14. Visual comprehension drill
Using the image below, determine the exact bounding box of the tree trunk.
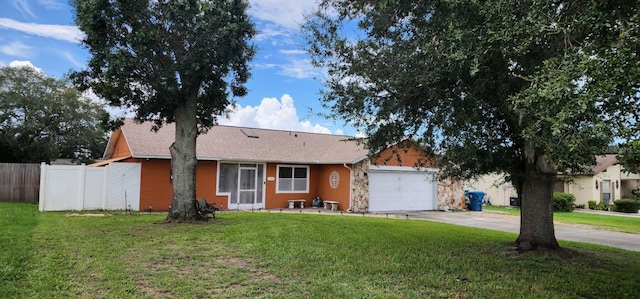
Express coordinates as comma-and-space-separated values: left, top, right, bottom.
166, 96, 199, 222
515, 168, 560, 251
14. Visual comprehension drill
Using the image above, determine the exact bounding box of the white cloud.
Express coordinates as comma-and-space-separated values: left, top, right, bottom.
254, 26, 291, 43
0, 41, 32, 57
12, 0, 36, 19
279, 49, 306, 55
9, 60, 44, 74
253, 63, 277, 69
249, 0, 317, 30
218, 94, 336, 134
278, 59, 321, 79
62, 50, 84, 68
255, 60, 321, 79
81, 88, 132, 118
355, 131, 368, 138
12, 0, 64, 19
38, 0, 64, 10
0, 18, 85, 43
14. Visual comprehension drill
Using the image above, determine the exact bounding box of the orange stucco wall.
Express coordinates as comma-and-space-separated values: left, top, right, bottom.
112, 131, 132, 158
138, 159, 172, 211
315, 165, 351, 209
136, 161, 353, 211
138, 160, 229, 211
262, 163, 352, 210
371, 141, 435, 168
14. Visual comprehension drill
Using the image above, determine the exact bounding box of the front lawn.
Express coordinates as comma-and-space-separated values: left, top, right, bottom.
483, 205, 640, 234
2, 202, 640, 298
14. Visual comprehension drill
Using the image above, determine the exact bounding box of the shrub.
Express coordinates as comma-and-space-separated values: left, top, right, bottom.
553, 192, 576, 212
596, 201, 610, 211
588, 200, 597, 210
612, 199, 640, 213
575, 204, 585, 209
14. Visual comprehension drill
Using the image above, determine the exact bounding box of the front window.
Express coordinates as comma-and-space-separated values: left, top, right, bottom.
277, 165, 309, 193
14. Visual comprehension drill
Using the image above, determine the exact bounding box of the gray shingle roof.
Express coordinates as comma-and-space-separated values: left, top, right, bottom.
592, 154, 618, 174
111, 118, 369, 164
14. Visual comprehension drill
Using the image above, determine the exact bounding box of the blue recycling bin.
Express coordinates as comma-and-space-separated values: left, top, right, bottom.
468, 191, 485, 211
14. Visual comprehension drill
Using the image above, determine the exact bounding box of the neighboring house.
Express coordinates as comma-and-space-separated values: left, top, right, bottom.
93, 119, 463, 212
465, 173, 517, 207
557, 155, 640, 207
467, 155, 640, 207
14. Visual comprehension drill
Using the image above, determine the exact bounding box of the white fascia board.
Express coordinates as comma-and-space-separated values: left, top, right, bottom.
369, 165, 439, 173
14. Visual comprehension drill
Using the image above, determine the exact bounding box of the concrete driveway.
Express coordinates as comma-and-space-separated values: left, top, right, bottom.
392, 209, 640, 252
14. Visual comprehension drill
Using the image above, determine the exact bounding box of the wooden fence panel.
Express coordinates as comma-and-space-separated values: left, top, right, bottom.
0, 163, 40, 203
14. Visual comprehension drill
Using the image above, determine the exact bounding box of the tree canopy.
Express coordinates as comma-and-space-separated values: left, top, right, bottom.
0, 65, 109, 163
72, 0, 256, 221
618, 140, 640, 174
304, 0, 640, 250
72, 0, 255, 129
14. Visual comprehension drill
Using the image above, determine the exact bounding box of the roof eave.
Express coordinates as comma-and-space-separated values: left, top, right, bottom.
130, 155, 365, 165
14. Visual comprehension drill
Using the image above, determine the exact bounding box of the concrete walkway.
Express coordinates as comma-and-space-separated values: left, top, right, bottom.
391, 210, 640, 252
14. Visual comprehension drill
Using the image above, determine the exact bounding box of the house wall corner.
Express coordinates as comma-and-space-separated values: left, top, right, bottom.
437, 177, 465, 210
350, 160, 369, 213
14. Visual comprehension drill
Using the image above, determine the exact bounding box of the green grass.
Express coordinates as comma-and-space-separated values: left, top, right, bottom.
0, 203, 39, 297
2, 202, 640, 298
483, 205, 640, 234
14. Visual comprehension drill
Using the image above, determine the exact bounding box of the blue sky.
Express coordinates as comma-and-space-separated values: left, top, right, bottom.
0, 0, 357, 136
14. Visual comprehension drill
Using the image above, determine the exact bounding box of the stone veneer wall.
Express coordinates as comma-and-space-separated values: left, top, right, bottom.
349, 160, 464, 212
350, 160, 369, 213
437, 178, 466, 211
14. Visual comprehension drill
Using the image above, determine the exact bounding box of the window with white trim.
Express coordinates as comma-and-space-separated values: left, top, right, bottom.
277, 165, 309, 193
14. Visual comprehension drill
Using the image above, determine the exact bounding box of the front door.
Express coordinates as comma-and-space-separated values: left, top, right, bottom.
218, 163, 264, 209
238, 166, 257, 207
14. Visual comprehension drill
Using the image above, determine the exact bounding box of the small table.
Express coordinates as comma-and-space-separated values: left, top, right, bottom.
323, 201, 339, 211
288, 199, 306, 209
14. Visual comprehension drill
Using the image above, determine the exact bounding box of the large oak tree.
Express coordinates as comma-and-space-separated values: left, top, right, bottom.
304, 0, 640, 250
0, 65, 108, 163
72, 0, 256, 221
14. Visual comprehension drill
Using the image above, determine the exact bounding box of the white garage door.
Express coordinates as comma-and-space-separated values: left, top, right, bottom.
369, 166, 437, 212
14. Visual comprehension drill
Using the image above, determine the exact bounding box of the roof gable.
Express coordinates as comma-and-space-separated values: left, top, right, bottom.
370, 140, 436, 168
591, 154, 618, 174
106, 119, 368, 164
561, 154, 619, 176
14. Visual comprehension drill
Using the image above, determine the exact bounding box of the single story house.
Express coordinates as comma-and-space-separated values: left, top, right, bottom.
466, 155, 640, 207
557, 155, 640, 206
94, 119, 463, 212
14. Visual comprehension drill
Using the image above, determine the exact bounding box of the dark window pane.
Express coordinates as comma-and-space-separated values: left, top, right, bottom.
294, 167, 307, 178
279, 167, 292, 178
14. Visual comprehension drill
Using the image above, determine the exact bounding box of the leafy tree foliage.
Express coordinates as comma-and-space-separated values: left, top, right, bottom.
618, 140, 640, 174
71, 0, 256, 221
304, 0, 640, 250
0, 65, 109, 163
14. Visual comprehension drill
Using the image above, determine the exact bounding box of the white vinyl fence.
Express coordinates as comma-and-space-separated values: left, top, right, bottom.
39, 162, 141, 211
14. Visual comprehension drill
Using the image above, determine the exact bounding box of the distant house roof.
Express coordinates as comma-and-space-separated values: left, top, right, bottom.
104, 118, 369, 164
562, 154, 619, 176
591, 154, 618, 174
